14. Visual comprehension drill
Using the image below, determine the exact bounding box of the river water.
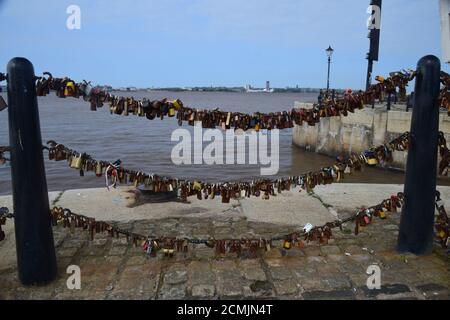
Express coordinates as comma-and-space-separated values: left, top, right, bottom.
0, 90, 447, 195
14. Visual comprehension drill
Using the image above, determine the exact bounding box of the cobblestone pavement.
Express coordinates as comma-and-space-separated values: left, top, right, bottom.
0, 212, 448, 300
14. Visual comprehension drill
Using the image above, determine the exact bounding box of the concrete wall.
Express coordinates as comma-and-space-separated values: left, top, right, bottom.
292, 102, 450, 170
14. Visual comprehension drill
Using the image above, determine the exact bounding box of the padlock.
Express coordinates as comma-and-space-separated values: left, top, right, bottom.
0, 96, 7, 112
205, 238, 216, 248
168, 106, 176, 117
363, 215, 371, 225
123, 100, 129, 116
172, 99, 183, 110
379, 210, 386, 219
64, 81, 76, 97
193, 181, 202, 191
70, 154, 82, 169
364, 151, 378, 166
95, 161, 103, 177
225, 112, 231, 128
283, 240, 292, 250
303, 223, 313, 233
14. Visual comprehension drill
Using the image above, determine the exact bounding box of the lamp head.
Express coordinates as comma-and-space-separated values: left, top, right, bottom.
326, 45, 334, 58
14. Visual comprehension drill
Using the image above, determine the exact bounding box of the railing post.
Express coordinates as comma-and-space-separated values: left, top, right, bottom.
397, 55, 441, 255
7, 57, 57, 284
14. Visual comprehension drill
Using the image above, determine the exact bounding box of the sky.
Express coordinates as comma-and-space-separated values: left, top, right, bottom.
0, 0, 447, 89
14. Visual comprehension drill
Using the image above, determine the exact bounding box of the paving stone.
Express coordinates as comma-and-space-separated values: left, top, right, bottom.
302, 289, 356, 300
326, 254, 346, 262
109, 245, 128, 256
416, 283, 448, 292
360, 283, 411, 298
268, 266, 293, 281
322, 274, 352, 289
320, 245, 341, 255
158, 284, 187, 300
164, 269, 188, 285
217, 282, 243, 298
273, 280, 299, 296
191, 284, 215, 298
57, 246, 80, 258
302, 247, 321, 256
188, 261, 215, 285
248, 280, 274, 296
239, 260, 266, 281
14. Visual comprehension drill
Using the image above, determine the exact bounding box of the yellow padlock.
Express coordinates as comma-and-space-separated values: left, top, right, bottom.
255, 123, 260, 132
193, 181, 202, 191
375, 75, 385, 83
168, 107, 176, 117
172, 99, 182, 110
64, 81, 76, 97
367, 158, 378, 166
283, 240, 291, 250
379, 210, 386, 219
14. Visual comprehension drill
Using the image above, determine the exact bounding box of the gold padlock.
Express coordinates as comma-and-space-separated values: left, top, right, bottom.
64, 81, 76, 97
375, 75, 385, 83
225, 112, 231, 127
95, 161, 103, 177
123, 100, 129, 116
379, 210, 386, 219
193, 181, 202, 191
172, 99, 182, 110
283, 240, 291, 250
70, 154, 82, 169
168, 107, 176, 117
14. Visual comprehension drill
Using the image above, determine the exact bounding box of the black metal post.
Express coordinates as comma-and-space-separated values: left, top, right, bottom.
7, 57, 57, 284
326, 56, 331, 93
366, 58, 373, 92
397, 55, 441, 255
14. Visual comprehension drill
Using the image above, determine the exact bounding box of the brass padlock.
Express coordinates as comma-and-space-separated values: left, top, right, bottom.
95, 161, 103, 177
123, 100, 129, 116
64, 81, 76, 97
70, 154, 82, 169
193, 181, 202, 191
225, 112, 231, 128
172, 99, 183, 110
283, 240, 291, 250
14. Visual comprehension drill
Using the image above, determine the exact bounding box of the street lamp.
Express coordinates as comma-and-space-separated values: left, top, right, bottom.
325, 45, 334, 93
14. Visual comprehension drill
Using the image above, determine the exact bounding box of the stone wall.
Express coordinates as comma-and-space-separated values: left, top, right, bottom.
292, 102, 450, 170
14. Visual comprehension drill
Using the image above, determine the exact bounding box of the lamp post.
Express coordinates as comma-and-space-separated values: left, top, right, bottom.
326, 45, 334, 93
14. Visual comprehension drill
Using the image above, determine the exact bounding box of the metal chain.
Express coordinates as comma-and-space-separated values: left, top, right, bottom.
27, 69, 435, 131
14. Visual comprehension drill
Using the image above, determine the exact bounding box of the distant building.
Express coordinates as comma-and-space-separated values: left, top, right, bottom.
245, 81, 274, 93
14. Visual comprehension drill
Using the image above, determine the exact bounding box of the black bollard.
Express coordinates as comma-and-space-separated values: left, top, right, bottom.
7, 57, 57, 284
397, 55, 441, 255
